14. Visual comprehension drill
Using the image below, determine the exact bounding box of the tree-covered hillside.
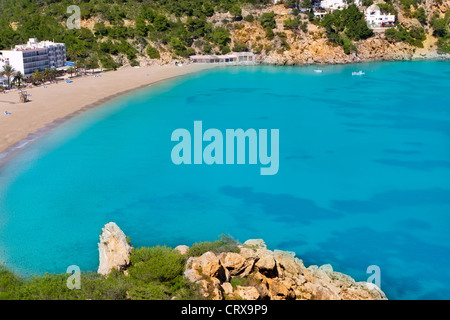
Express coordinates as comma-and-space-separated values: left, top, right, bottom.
0, 0, 448, 69
0, 0, 271, 68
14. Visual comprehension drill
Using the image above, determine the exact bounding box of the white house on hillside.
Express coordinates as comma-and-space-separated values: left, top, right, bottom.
320, 0, 361, 10
365, 4, 396, 27
0, 38, 66, 77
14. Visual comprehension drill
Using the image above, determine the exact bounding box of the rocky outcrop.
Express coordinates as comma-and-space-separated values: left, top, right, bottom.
184, 239, 387, 300
228, 3, 450, 66
232, 20, 416, 65
97, 222, 132, 275
95, 223, 386, 300
174, 245, 190, 255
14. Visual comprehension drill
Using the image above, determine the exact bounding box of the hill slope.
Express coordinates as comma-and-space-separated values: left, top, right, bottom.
0, 0, 448, 67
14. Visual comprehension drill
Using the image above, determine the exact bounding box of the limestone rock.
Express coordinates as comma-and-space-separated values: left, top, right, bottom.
243, 239, 267, 249
302, 282, 342, 300
255, 255, 276, 275
273, 250, 305, 275
219, 252, 247, 275
183, 238, 388, 300
238, 258, 255, 278
266, 277, 296, 300
174, 245, 189, 255
184, 258, 203, 283
198, 251, 227, 281
221, 282, 234, 296
97, 222, 132, 275
235, 286, 260, 300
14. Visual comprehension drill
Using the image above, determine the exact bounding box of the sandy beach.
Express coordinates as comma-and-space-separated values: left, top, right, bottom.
0, 63, 217, 157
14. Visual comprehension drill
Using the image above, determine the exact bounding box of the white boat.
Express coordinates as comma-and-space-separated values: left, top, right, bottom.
314, 69, 323, 73
352, 71, 365, 76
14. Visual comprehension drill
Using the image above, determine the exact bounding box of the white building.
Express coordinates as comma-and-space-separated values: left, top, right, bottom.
0, 38, 66, 77
190, 52, 255, 64
365, 4, 395, 27
314, 10, 328, 19
320, 0, 361, 10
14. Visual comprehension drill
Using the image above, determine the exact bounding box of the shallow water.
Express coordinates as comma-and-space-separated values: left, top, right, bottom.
0, 61, 449, 299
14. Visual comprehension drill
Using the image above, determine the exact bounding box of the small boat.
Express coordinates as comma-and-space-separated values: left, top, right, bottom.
314, 70, 323, 73
352, 71, 365, 76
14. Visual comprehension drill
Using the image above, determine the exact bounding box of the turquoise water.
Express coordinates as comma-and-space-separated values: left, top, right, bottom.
0, 61, 450, 299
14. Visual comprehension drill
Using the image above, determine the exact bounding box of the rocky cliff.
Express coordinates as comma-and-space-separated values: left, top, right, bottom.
232, 21, 416, 65
98, 223, 386, 300
183, 239, 386, 300
97, 222, 132, 275
223, 2, 450, 66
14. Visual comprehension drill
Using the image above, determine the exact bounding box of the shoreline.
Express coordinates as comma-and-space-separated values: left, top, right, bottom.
0, 63, 219, 167
256, 54, 450, 66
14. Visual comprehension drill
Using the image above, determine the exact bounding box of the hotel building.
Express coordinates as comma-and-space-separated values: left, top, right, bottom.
0, 38, 67, 77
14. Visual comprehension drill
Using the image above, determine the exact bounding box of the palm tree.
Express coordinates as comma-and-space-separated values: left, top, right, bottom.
0, 65, 16, 88
75, 61, 85, 76
50, 69, 59, 83
67, 66, 76, 78
31, 69, 42, 85
13, 71, 24, 88
42, 68, 51, 83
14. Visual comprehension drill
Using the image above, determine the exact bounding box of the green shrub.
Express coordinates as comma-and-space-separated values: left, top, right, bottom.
153, 15, 170, 32
437, 38, 450, 54
0, 265, 22, 299
230, 275, 262, 289
431, 17, 449, 38
385, 26, 426, 47
203, 42, 213, 54
100, 54, 120, 70
413, 7, 427, 25
232, 41, 249, 52
244, 14, 255, 23
0, 235, 241, 300
211, 26, 231, 48
187, 235, 240, 257
129, 246, 186, 283
129, 59, 140, 67
147, 45, 161, 59
378, 3, 398, 15
229, 5, 242, 21
78, 271, 131, 300
260, 12, 276, 30
230, 277, 250, 288
127, 282, 170, 300
284, 17, 300, 31
321, 4, 373, 54
16, 273, 74, 300
301, 22, 308, 33
264, 27, 275, 40
221, 46, 231, 54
